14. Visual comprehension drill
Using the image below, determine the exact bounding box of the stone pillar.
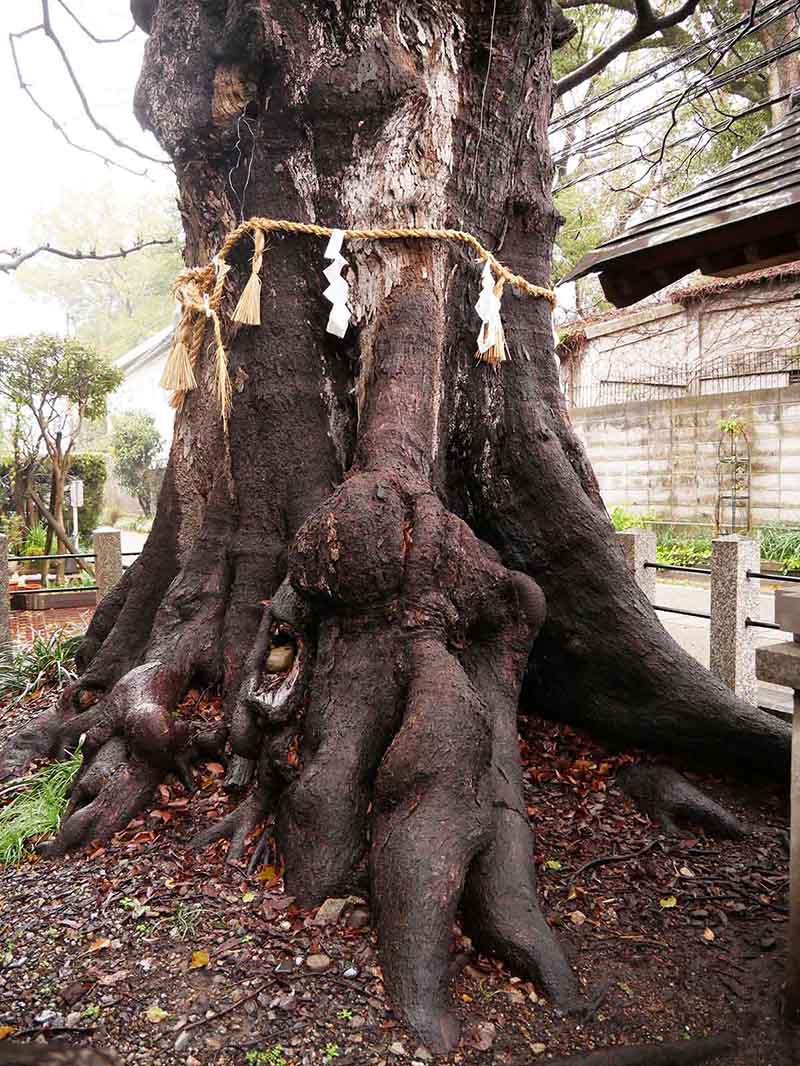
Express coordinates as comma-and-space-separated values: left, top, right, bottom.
709, 534, 760, 704
93, 527, 123, 601
0, 534, 9, 648
756, 591, 800, 1020
617, 529, 657, 603
791, 686, 800, 1022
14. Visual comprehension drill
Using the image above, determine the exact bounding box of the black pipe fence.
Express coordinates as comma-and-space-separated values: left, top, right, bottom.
747, 570, 800, 584
654, 604, 711, 619
8, 551, 140, 562
22, 585, 99, 595
646, 562, 712, 575
646, 561, 800, 623
647, 563, 800, 582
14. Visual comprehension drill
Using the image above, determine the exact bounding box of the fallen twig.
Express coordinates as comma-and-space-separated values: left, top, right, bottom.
11, 1025, 96, 1039
175, 980, 269, 1036
569, 840, 658, 885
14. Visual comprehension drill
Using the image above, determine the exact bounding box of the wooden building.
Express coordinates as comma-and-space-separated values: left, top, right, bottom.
563, 92, 800, 306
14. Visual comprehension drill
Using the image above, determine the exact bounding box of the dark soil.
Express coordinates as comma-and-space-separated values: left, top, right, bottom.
0, 691, 794, 1066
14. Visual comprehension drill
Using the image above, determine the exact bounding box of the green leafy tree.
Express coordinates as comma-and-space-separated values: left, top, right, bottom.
111, 410, 164, 517
0, 334, 122, 563
15, 183, 182, 361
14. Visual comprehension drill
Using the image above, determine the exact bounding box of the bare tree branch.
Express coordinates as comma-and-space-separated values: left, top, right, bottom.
555, 0, 702, 97
7, 4, 171, 175
54, 1, 135, 44
8, 24, 149, 177
39, 1, 168, 166
0, 238, 175, 275
652, 0, 758, 166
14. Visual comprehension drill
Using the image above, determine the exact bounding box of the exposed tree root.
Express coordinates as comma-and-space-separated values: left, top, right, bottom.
1, 499, 231, 851
539, 1033, 736, 1066
279, 468, 576, 1053
617, 765, 747, 838
192, 787, 270, 864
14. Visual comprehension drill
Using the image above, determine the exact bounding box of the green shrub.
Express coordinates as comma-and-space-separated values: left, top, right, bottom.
0, 514, 25, 555
656, 539, 712, 567
101, 502, 124, 527
69, 453, 107, 538
609, 506, 655, 531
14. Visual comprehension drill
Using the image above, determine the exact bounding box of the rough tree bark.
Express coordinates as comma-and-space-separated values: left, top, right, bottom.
1, 0, 790, 1053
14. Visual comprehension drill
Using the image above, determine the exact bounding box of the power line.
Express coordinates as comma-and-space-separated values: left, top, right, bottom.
551, 31, 800, 166
553, 90, 791, 193
550, 0, 798, 134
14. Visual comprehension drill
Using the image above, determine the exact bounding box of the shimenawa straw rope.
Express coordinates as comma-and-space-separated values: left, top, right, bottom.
162, 218, 557, 421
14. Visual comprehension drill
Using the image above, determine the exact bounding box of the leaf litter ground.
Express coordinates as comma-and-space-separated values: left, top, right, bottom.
0, 688, 795, 1066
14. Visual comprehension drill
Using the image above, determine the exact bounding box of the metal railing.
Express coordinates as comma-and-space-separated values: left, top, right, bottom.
748, 570, 800, 584
567, 344, 800, 410
645, 561, 799, 623
5, 549, 140, 604
620, 530, 798, 711
646, 562, 712, 575
22, 585, 99, 595
8, 551, 140, 562
654, 604, 711, 619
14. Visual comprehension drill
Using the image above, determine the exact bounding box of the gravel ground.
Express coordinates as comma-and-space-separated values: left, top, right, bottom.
0, 693, 796, 1065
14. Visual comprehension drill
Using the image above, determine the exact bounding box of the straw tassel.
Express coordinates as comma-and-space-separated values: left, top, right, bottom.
232, 227, 265, 325
160, 313, 198, 392
209, 307, 232, 422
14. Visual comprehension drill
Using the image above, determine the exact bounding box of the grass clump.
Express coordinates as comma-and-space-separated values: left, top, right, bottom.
0, 630, 84, 702
758, 525, 800, 572
0, 741, 84, 863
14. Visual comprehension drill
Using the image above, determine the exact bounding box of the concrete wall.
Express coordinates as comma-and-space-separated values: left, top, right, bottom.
570, 384, 800, 527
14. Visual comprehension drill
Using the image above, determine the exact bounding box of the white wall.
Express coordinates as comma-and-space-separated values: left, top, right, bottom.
565, 275, 800, 408
110, 357, 175, 447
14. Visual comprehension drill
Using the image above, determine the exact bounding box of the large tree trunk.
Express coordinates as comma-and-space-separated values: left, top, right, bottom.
1, 0, 789, 1053
733, 0, 800, 123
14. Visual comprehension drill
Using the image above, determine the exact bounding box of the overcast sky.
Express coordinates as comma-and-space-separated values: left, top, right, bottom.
0, 2, 176, 334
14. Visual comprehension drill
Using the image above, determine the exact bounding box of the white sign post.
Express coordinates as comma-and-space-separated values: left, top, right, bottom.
69, 478, 84, 541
